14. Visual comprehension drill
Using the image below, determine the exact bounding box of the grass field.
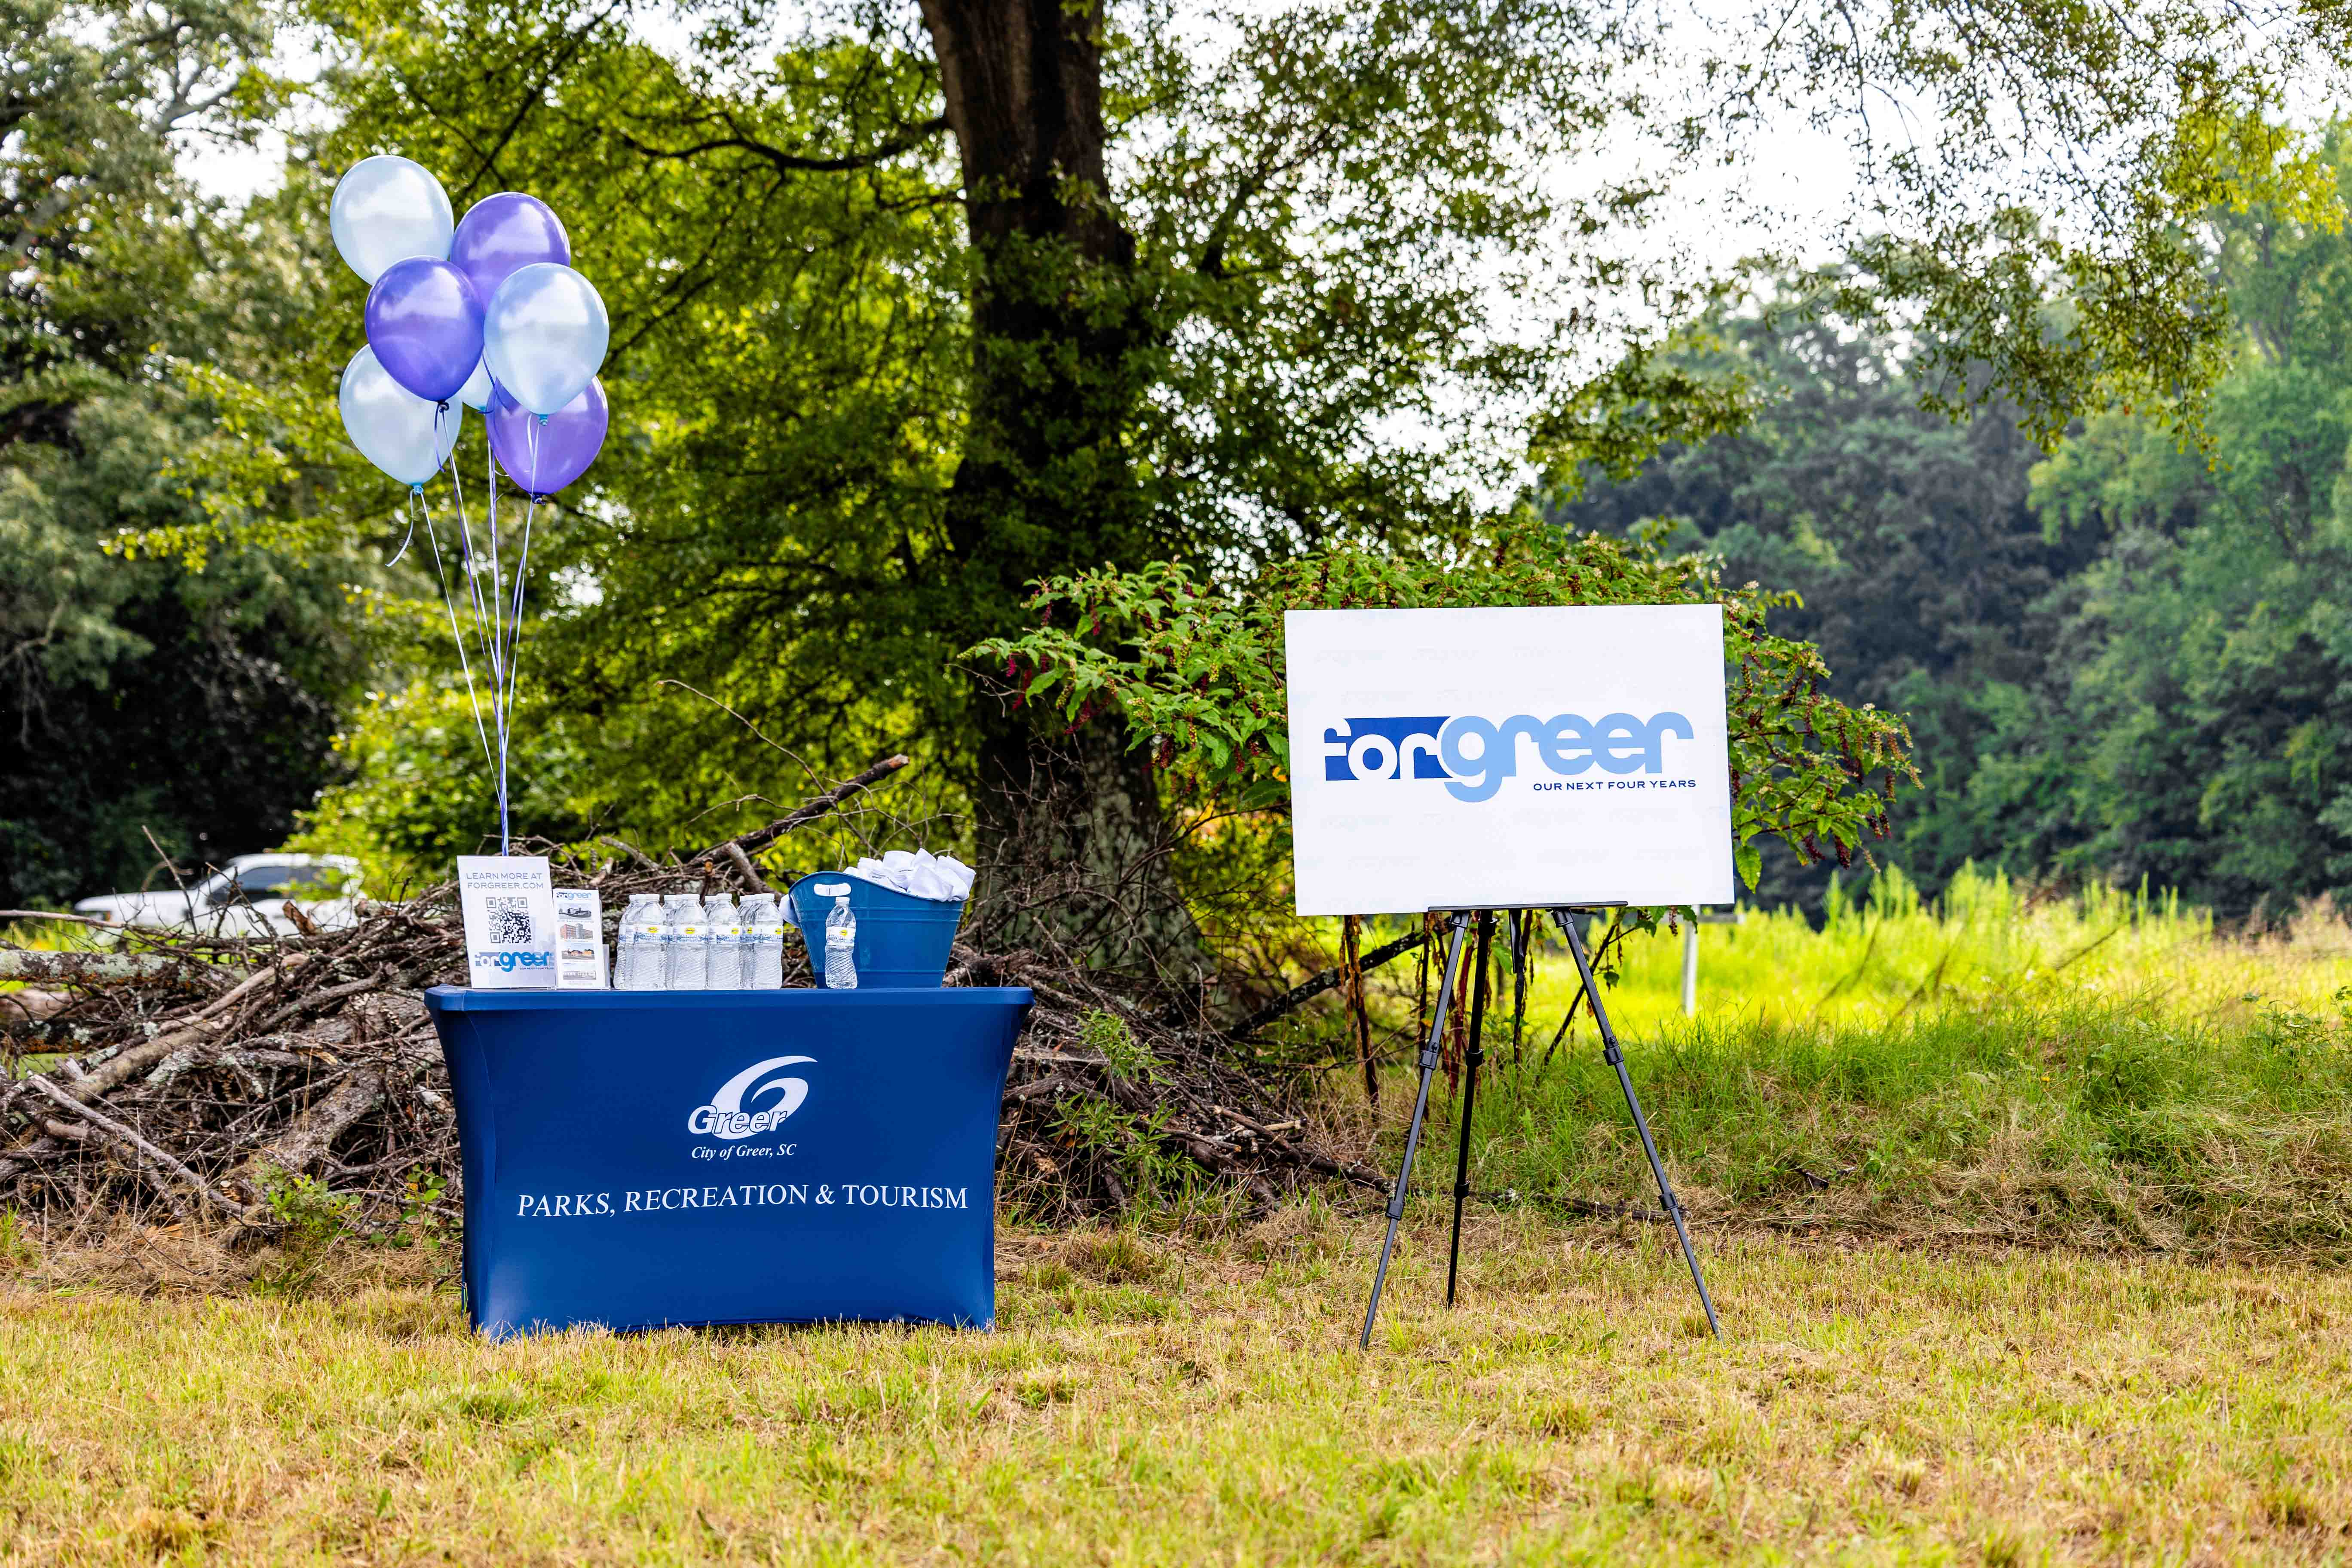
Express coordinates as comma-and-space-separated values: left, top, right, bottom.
1525, 868, 2348, 1036
4, 1219, 2350, 1564
9, 871, 2352, 1562
1312, 870, 2352, 1265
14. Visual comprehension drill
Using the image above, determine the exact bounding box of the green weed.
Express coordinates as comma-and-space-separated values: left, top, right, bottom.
252, 1167, 360, 1298
393, 1166, 450, 1251
1079, 1008, 1162, 1084
0, 1209, 34, 1272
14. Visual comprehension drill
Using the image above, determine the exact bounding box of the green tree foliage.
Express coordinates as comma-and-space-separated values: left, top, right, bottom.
1556, 312, 2093, 907
259, 0, 2352, 915
1565, 129, 2352, 920
0, 0, 375, 907
277, 2, 971, 871
2024, 157, 2352, 915
969, 513, 1917, 899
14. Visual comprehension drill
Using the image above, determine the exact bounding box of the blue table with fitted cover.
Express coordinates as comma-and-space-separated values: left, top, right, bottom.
424, 985, 1032, 1338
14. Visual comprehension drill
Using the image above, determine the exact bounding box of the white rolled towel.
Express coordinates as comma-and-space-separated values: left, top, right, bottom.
900, 864, 959, 899
836, 849, 971, 902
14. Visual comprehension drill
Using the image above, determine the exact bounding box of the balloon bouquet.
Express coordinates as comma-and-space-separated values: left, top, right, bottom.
331, 155, 611, 853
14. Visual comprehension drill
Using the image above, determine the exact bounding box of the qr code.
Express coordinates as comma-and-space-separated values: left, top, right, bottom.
486, 897, 536, 945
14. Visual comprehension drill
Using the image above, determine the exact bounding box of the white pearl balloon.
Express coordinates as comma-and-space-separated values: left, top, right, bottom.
340, 346, 462, 486
457, 355, 495, 410
330, 156, 455, 284
483, 262, 610, 416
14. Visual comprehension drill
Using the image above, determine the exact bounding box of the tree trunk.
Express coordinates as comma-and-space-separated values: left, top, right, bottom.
917, 0, 1195, 968
966, 717, 1202, 976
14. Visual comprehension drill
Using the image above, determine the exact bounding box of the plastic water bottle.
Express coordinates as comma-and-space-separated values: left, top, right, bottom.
823, 894, 858, 989
741, 894, 785, 989
662, 893, 709, 989
612, 895, 641, 989
706, 894, 745, 990
617, 894, 665, 989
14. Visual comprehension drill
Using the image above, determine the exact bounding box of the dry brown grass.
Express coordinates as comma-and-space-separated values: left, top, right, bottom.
6, 1210, 2351, 1564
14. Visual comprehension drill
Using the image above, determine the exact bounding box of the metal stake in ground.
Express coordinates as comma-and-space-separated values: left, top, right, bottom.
1360, 908, 1474, 1349
1554, 906, 1722, 1338
1445, 910, 1496, 1307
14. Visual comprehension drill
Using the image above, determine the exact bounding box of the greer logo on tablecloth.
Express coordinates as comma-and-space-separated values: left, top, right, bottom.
686, 1055, 814, 1141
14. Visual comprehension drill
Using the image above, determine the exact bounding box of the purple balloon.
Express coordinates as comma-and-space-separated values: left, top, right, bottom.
488, 378, 607, 496
451, 193, 571, 315
364, 257, 484, 403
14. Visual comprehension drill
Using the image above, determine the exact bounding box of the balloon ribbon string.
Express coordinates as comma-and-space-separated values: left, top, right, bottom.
488, 424, 502, 685
441, 405, 509, 847
384, 505, 415, 568
485, 422, 542, 855
496, 497, 537, 859
505, 493, 537, 756
471, 414, 506, 705
507, 416, 541, 703
411, 488, 496, 775
441, 409, 502, 701
487, 425, 508, 854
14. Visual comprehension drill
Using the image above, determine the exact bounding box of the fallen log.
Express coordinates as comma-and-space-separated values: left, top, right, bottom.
0, 909, 125, 928
64, 955, 308, 1102
720, 841, 771, 894
0, 951, 201, 983
236, 1068, 387, 1188
23, 1074, 238, 1216
0, 987, 67, 1022
1228, 928, 1428, 1040
0, 1135, 68, 1182
599, 835, 660, 871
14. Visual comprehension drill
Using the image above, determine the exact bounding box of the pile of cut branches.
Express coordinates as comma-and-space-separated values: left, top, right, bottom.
0, 765, 1399, 1244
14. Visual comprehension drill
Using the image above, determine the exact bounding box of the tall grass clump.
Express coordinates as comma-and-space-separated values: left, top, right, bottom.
1419, 867, 2352, 1261
1519, 865, 2349, 1038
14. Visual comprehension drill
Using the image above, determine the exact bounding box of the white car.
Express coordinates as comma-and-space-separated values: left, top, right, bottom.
74, 853, 367, 937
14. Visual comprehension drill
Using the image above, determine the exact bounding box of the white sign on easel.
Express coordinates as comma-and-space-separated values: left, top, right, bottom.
1283, 605, 1734, 915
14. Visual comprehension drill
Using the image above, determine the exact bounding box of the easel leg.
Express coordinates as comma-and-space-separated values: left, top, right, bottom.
1557, 910, 1723, 1339
1361, 910, 1475, 1350
1446, 911, 1495, 1307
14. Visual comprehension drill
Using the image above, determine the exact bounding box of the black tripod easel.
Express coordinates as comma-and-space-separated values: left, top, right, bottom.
1360, 904, 1722, 1349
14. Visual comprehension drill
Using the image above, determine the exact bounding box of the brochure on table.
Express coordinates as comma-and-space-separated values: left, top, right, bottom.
552, 887, 607, 989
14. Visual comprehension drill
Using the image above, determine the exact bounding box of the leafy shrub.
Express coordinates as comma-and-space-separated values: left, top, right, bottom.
969, 513, 1917, 892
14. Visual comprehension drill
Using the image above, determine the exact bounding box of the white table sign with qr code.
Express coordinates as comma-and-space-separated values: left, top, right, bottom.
456, 855, 560, 989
